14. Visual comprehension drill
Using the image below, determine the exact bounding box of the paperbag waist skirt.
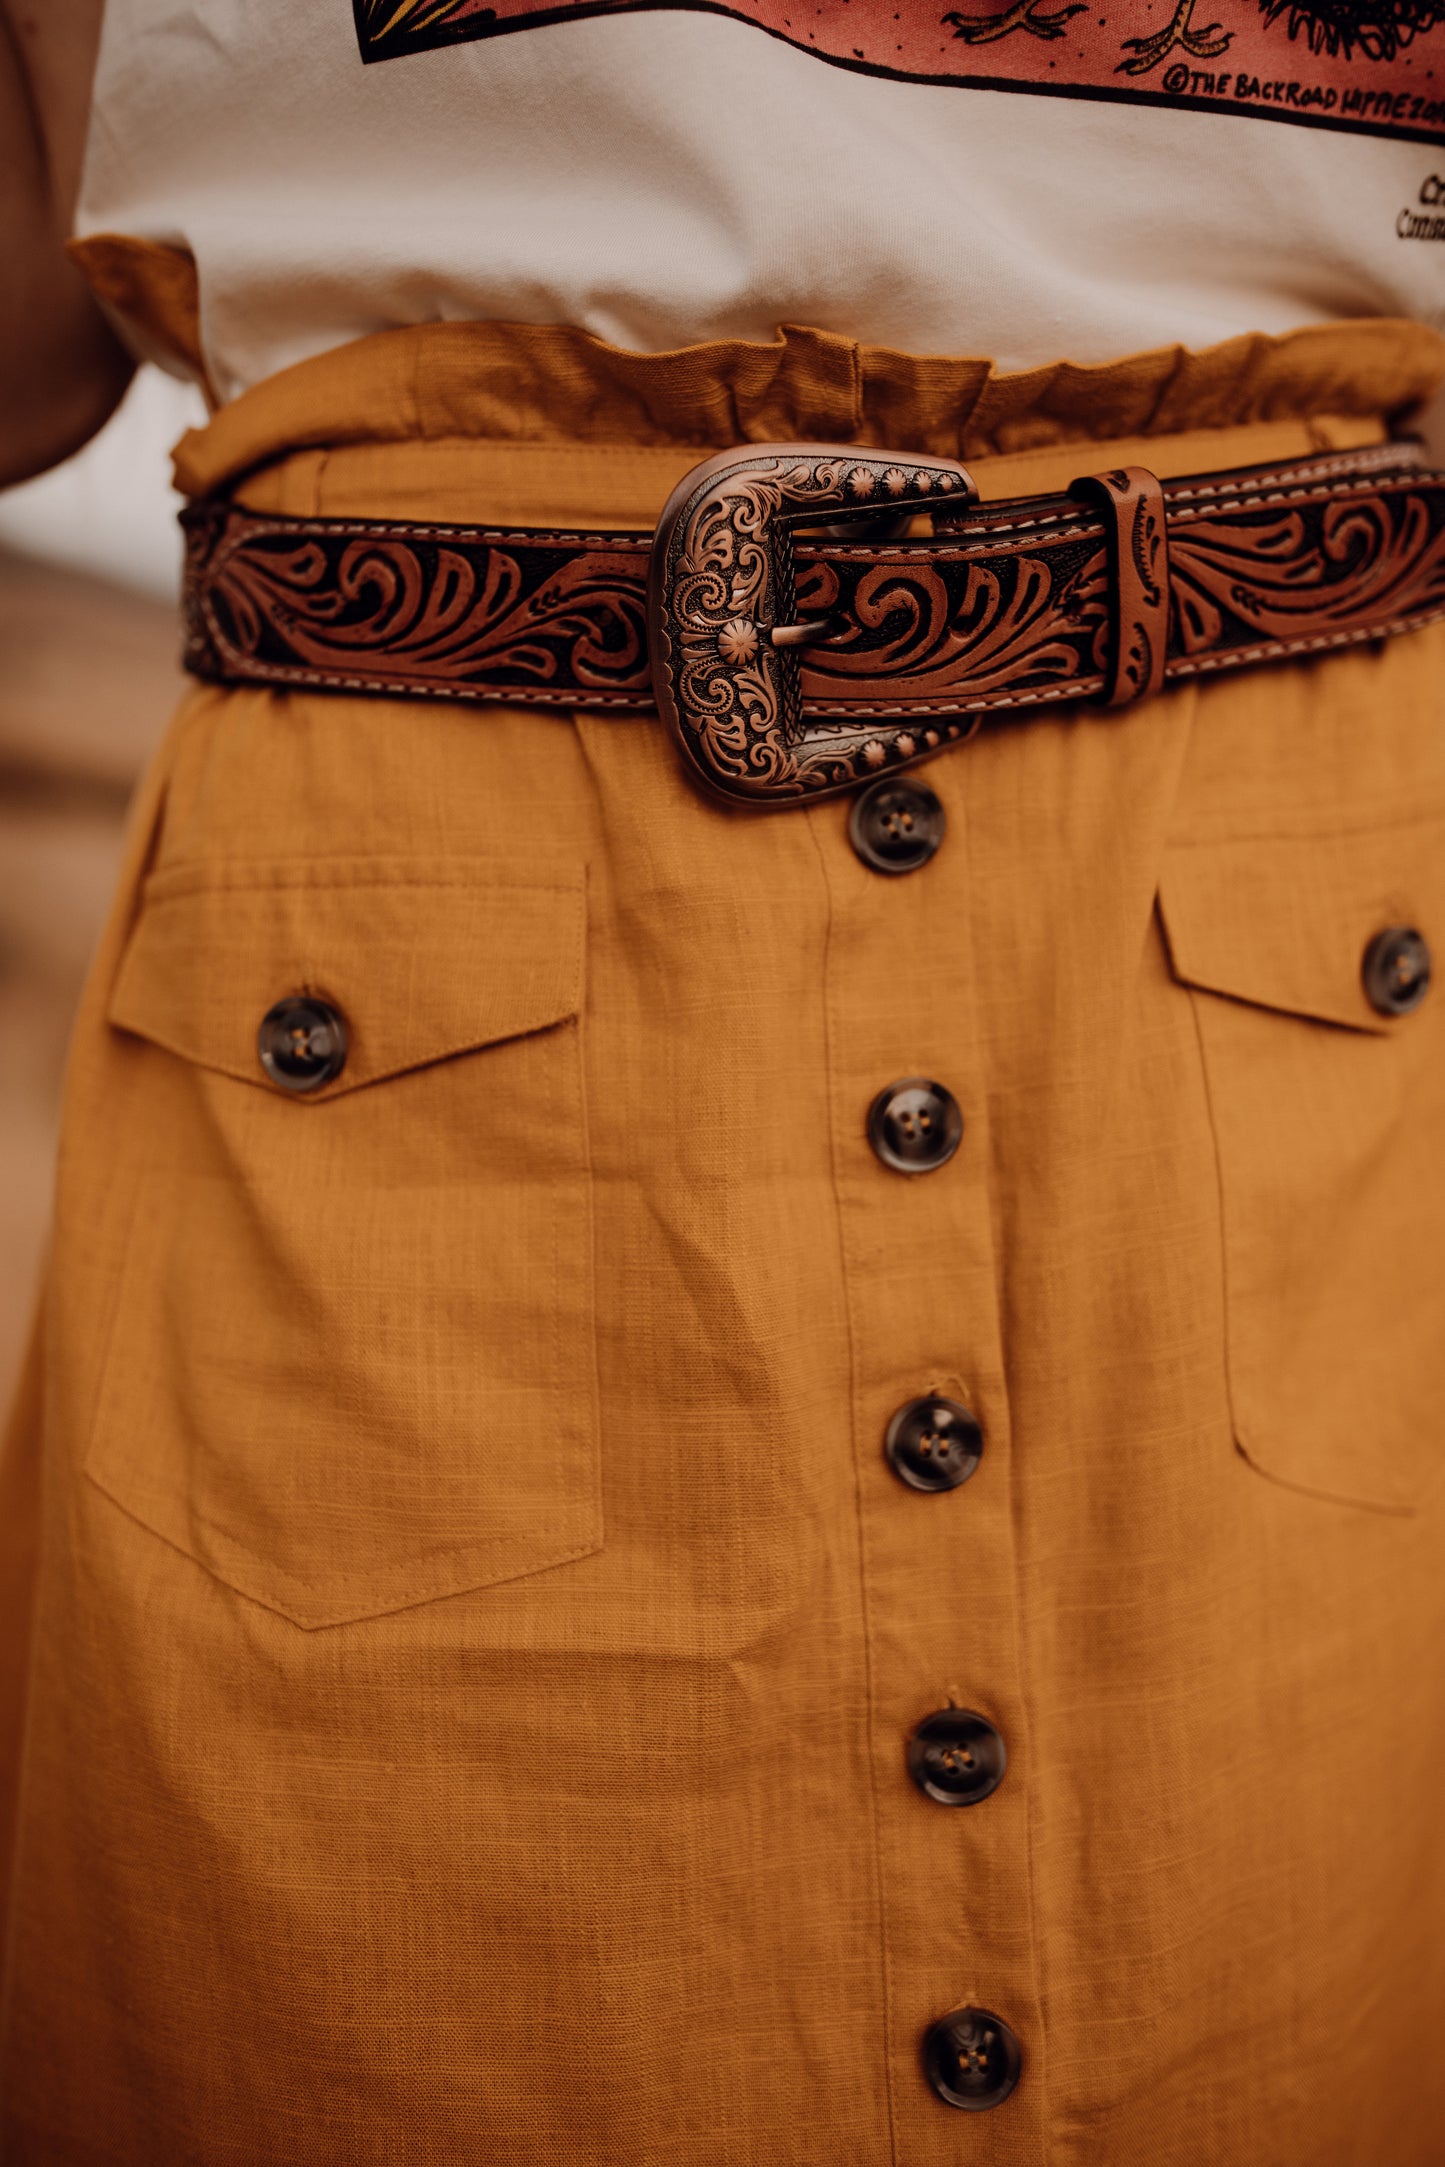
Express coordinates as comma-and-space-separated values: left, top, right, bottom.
4, 311, 1445, 2166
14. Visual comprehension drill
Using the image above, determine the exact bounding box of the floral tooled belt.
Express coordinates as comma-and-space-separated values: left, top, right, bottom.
180, 439, 1445, 806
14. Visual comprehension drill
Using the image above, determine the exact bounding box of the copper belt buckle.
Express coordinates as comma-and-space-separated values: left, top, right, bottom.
648, 445, 980, 808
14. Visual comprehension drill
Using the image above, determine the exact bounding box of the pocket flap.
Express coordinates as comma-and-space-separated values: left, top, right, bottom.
1158, 823, 1441, 1033
108, 857, 585, 1096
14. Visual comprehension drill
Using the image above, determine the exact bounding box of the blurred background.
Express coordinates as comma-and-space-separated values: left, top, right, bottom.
0, 366, 203, 1410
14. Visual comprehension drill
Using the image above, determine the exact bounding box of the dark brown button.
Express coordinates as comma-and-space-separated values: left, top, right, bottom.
922, 2007, 1022, 2111
1362, 926, 1431, 1017
257, 996, 348, 1092
867, 1078, 962, 1174
884, 1396, 983, 1492
849, 778, 946, 875
907, 1708, 1006, 1806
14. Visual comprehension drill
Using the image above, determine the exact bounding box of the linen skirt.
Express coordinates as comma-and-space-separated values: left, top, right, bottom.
3, 305, 1445, 2166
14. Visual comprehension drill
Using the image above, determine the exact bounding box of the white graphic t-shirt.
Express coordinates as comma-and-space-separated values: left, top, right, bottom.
77, 0, 1445, 403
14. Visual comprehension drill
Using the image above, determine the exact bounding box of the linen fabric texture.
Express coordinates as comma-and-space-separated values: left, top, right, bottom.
3, 311, 1445, 2165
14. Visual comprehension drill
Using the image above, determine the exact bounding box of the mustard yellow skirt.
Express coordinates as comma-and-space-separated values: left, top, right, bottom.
3, 307, 1445, 2164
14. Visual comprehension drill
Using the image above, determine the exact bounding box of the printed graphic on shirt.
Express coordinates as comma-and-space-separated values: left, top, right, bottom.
353, 0, 1445, 143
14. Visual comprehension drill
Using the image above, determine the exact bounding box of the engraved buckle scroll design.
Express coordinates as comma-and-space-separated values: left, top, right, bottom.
648, 445, 980, 807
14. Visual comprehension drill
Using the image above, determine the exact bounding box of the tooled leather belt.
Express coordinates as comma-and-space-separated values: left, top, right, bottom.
181, 440, 1445, 806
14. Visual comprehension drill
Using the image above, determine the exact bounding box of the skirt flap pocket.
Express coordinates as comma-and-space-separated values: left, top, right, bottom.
1159, 817, 1444, 1512
89, 855, 600, 1627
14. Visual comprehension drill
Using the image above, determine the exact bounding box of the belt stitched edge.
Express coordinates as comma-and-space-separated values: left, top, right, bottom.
181, 439, 1445, 806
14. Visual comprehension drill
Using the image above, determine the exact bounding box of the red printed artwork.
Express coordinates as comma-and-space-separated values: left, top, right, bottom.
352, 0, 1445, 142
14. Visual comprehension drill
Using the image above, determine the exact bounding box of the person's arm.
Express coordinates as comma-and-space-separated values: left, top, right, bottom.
1, 0, 134, 488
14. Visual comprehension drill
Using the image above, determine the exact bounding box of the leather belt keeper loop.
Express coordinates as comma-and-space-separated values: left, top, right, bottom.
180, 439, 1445, 807
1068, 466, 1170, 709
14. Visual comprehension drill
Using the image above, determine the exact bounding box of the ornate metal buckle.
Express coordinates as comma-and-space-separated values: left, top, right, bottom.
648, 445, 979, 807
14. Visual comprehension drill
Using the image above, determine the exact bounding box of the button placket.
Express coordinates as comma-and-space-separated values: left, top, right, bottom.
818, 781, 1043, 2151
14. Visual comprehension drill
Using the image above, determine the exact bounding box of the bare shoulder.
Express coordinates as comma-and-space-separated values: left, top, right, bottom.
3, 0, 108, 223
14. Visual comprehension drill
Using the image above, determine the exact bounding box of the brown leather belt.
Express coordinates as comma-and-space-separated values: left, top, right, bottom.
181, 440, 1445, 806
